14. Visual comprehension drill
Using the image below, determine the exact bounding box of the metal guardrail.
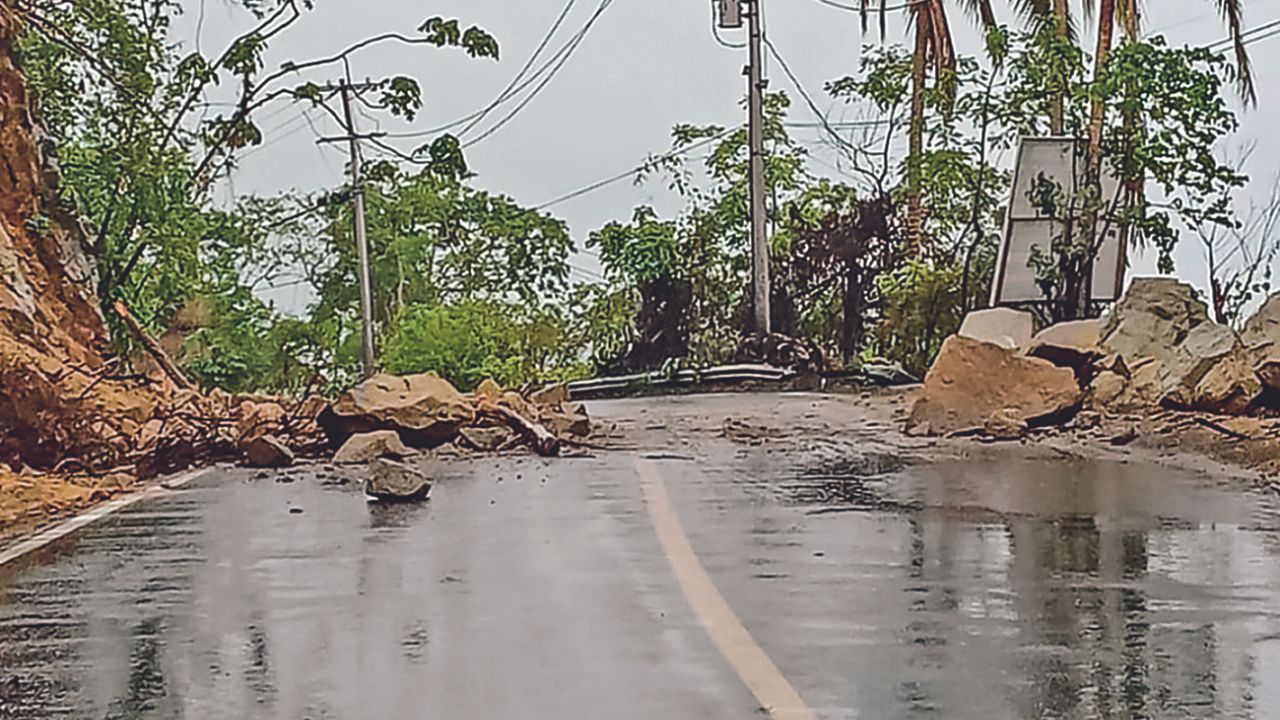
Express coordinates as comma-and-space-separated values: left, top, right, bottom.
565, 362, 917, 400
566, 364, 793, 399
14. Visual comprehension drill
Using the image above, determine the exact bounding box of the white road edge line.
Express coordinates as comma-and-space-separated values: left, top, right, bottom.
0, 466, 218, 567
636, 457, 819, 720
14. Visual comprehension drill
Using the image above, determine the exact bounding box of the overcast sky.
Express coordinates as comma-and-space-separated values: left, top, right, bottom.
177, 0, 1280, 314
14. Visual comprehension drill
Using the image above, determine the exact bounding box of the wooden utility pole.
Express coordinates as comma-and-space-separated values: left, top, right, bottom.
338, 81, 378, 378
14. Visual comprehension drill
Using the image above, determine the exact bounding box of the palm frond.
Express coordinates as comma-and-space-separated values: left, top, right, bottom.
1215, 0, 1257, 105
955, 0, 997, 28
858, 0, 889, 39
1012, 0, 1077, 41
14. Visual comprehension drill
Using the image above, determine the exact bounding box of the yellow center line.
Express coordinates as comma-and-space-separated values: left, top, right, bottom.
636, 457, 818, 720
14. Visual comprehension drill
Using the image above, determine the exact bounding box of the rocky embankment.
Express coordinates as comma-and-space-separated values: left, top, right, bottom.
908, 279, 1280, 476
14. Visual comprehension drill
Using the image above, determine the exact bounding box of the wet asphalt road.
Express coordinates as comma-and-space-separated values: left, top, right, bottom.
2, 393, 1280, 719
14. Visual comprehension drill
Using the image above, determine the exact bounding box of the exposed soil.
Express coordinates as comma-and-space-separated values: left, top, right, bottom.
0, 468, 145, 541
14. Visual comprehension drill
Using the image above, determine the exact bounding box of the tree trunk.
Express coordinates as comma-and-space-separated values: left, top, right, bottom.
907, 19, 928, 254
1066, 0, 1116, 321
1048, 0, 1069, 135
1086, 0, 1116, 184
840, 259, 865, 362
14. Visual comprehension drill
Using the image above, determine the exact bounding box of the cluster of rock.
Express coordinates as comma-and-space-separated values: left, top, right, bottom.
243, 373, 593, 501
908, 279, 1280, 439
317, 373, 590, 456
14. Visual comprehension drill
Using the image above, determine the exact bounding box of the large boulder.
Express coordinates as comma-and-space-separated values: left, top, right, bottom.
1243, 293, 1280, 394
364, 458, 432, 502
242, 435, 294, 468
1154, 322, 1261, 414
1100, 278, 1205, 360
958, 308, 1035, 351
319, 373, 475, 447
332, 430, 414, 464
1027, 319, 1103, 375
906, 336, 1082, 436
1100, 278, 1260, 413
539, 402, 591, 438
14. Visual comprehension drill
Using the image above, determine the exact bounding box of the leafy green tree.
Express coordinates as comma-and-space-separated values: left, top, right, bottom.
289, 164, 575, 386
1006, 32, 1246, 319
383, 300, 587, 391
15, 0, 500, 392
855, 0, 997, 251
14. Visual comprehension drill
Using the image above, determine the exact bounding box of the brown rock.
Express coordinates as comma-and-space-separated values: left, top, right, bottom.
1087, 370, 1127, 408
319, 373, 475, 447
1101, 278, 1261, 414
1088, 359, 1165, 411
958, 308, 1035, 351
983, 409, 1028, 440
541, 402, 591, 437
529, 383, 570, 408
906, 336, 1082, 436
332, 430, 414, 464
474, 378, 503, 401
364, 458, 432, 502
1178, 344, 1262, 415
498, 390, 536, 419
235, 400, 286, 445
1027, 319, 1104, 375
242, 435, 294, 468
458, 425, 516, 452
1243, 293, 1280, 395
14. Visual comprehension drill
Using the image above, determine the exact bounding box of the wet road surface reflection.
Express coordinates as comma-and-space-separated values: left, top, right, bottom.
0, 394, 1278, 719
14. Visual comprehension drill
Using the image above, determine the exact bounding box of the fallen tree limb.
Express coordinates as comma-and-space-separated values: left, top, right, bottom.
480, 404, 561, 457
1193, 416, 1252, 441
113, 301, 193, 390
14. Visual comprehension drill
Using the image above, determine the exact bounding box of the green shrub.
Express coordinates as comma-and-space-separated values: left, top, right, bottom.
875, 259, 965, 377
382, 300, 589, 391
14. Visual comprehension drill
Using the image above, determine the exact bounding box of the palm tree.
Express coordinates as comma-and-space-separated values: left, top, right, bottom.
1011, 0, 1072, 133
859, 0, 996, 252
1012, 0, 1257, 153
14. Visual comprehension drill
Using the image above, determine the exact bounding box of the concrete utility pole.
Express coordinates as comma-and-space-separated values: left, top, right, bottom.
338, 81, 378, 379
745, 0, 771, 334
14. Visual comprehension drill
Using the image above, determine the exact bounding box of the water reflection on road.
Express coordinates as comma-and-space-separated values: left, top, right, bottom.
0, 395, 1277, 719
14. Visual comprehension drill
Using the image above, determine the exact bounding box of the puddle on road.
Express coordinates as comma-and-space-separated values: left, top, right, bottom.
720, 448, 1280, 719
2, 444, 1280, 719
779, 452, 919, 514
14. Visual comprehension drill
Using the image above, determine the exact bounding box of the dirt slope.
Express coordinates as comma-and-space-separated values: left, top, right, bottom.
0, 4, 162, 470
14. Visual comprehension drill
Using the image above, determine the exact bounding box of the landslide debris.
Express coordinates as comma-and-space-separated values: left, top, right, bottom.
321, 372, 593, 460
1100, 278, 1260, 415
906, 334, 1082, 436
1242, 294, 1280, 396
0, 6, 594, 524
365, 457, 432, 502
0, 6, 337, 482
906, 280, 1280, 469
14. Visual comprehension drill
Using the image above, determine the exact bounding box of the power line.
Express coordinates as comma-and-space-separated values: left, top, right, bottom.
457, 0, 581, 138
805, 0, 922, 15
533, 127, 736, 211
462, 0, 619, 149
380, 0, 614, 143
1207, 16, 1280, 51
1148, 0, 1261, 36
763, 37, 859, 157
